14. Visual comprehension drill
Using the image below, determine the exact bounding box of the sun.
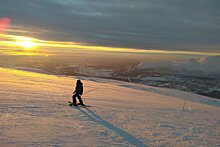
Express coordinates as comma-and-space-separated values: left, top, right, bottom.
15, 37, 38, 49
18, 40, 36, 48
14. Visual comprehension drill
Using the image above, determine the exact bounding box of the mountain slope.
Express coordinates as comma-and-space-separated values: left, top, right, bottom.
0, 67, 219, 146
136, 56, 220, 76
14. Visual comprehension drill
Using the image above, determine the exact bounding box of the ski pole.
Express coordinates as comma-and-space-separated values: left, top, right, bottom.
84, 88, 98, 95
182, 97, 187, 110
82, 88, 98, 102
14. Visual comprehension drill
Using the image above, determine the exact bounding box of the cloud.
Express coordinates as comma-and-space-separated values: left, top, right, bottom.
1, 0, 220, 51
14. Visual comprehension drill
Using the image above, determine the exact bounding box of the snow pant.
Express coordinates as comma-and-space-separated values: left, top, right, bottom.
72, 93, 84, 104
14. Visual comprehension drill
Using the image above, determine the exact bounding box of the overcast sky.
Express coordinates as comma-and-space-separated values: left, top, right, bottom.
1, 0, 220, 51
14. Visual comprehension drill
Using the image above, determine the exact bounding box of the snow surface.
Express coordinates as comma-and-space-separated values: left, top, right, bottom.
0, 67, 220, 147
14, 67, 52, 75
176, 56, 220, 76
136, 56, 220, 76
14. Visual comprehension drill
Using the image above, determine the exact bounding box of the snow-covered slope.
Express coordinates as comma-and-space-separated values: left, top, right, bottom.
136, 56, 220, 76
0, 67, 219, 146
176, 56, 220, 76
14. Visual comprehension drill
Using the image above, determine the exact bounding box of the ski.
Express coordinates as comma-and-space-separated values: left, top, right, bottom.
68, 101, 91, 107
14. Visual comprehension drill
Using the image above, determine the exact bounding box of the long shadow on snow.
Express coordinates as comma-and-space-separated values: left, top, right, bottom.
75, 107, 148, 147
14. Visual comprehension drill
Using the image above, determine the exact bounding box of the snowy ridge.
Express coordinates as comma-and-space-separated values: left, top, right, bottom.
136, 56, 220, 76
12, 67, 52, 75
176, 56, 220, 75
0, 67, 219, 146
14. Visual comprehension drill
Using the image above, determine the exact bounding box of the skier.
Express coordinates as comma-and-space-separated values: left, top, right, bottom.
70, 80, 84, 106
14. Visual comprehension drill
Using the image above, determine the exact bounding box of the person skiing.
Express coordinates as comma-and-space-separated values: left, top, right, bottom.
70, 80, 84, 106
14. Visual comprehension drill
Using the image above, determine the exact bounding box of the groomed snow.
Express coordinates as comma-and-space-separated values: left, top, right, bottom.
0, 67, 219, 146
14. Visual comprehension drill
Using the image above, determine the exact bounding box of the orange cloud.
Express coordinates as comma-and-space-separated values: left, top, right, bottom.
0, 17, 11, 34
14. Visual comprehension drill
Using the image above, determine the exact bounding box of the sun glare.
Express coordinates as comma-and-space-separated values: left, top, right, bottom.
15, 37, 38, 49
1, 34, 220, 56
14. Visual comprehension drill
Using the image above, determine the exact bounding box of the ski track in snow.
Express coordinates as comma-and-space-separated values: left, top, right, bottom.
0, 67, 220, 147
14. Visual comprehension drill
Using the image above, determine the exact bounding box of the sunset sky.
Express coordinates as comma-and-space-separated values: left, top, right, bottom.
0, 0, 220, 56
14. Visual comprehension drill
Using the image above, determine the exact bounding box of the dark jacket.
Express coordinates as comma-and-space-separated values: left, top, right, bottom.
74, 80, 83, 95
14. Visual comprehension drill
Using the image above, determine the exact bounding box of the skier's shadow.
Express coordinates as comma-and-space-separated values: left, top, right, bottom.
76, 107, 148, 147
